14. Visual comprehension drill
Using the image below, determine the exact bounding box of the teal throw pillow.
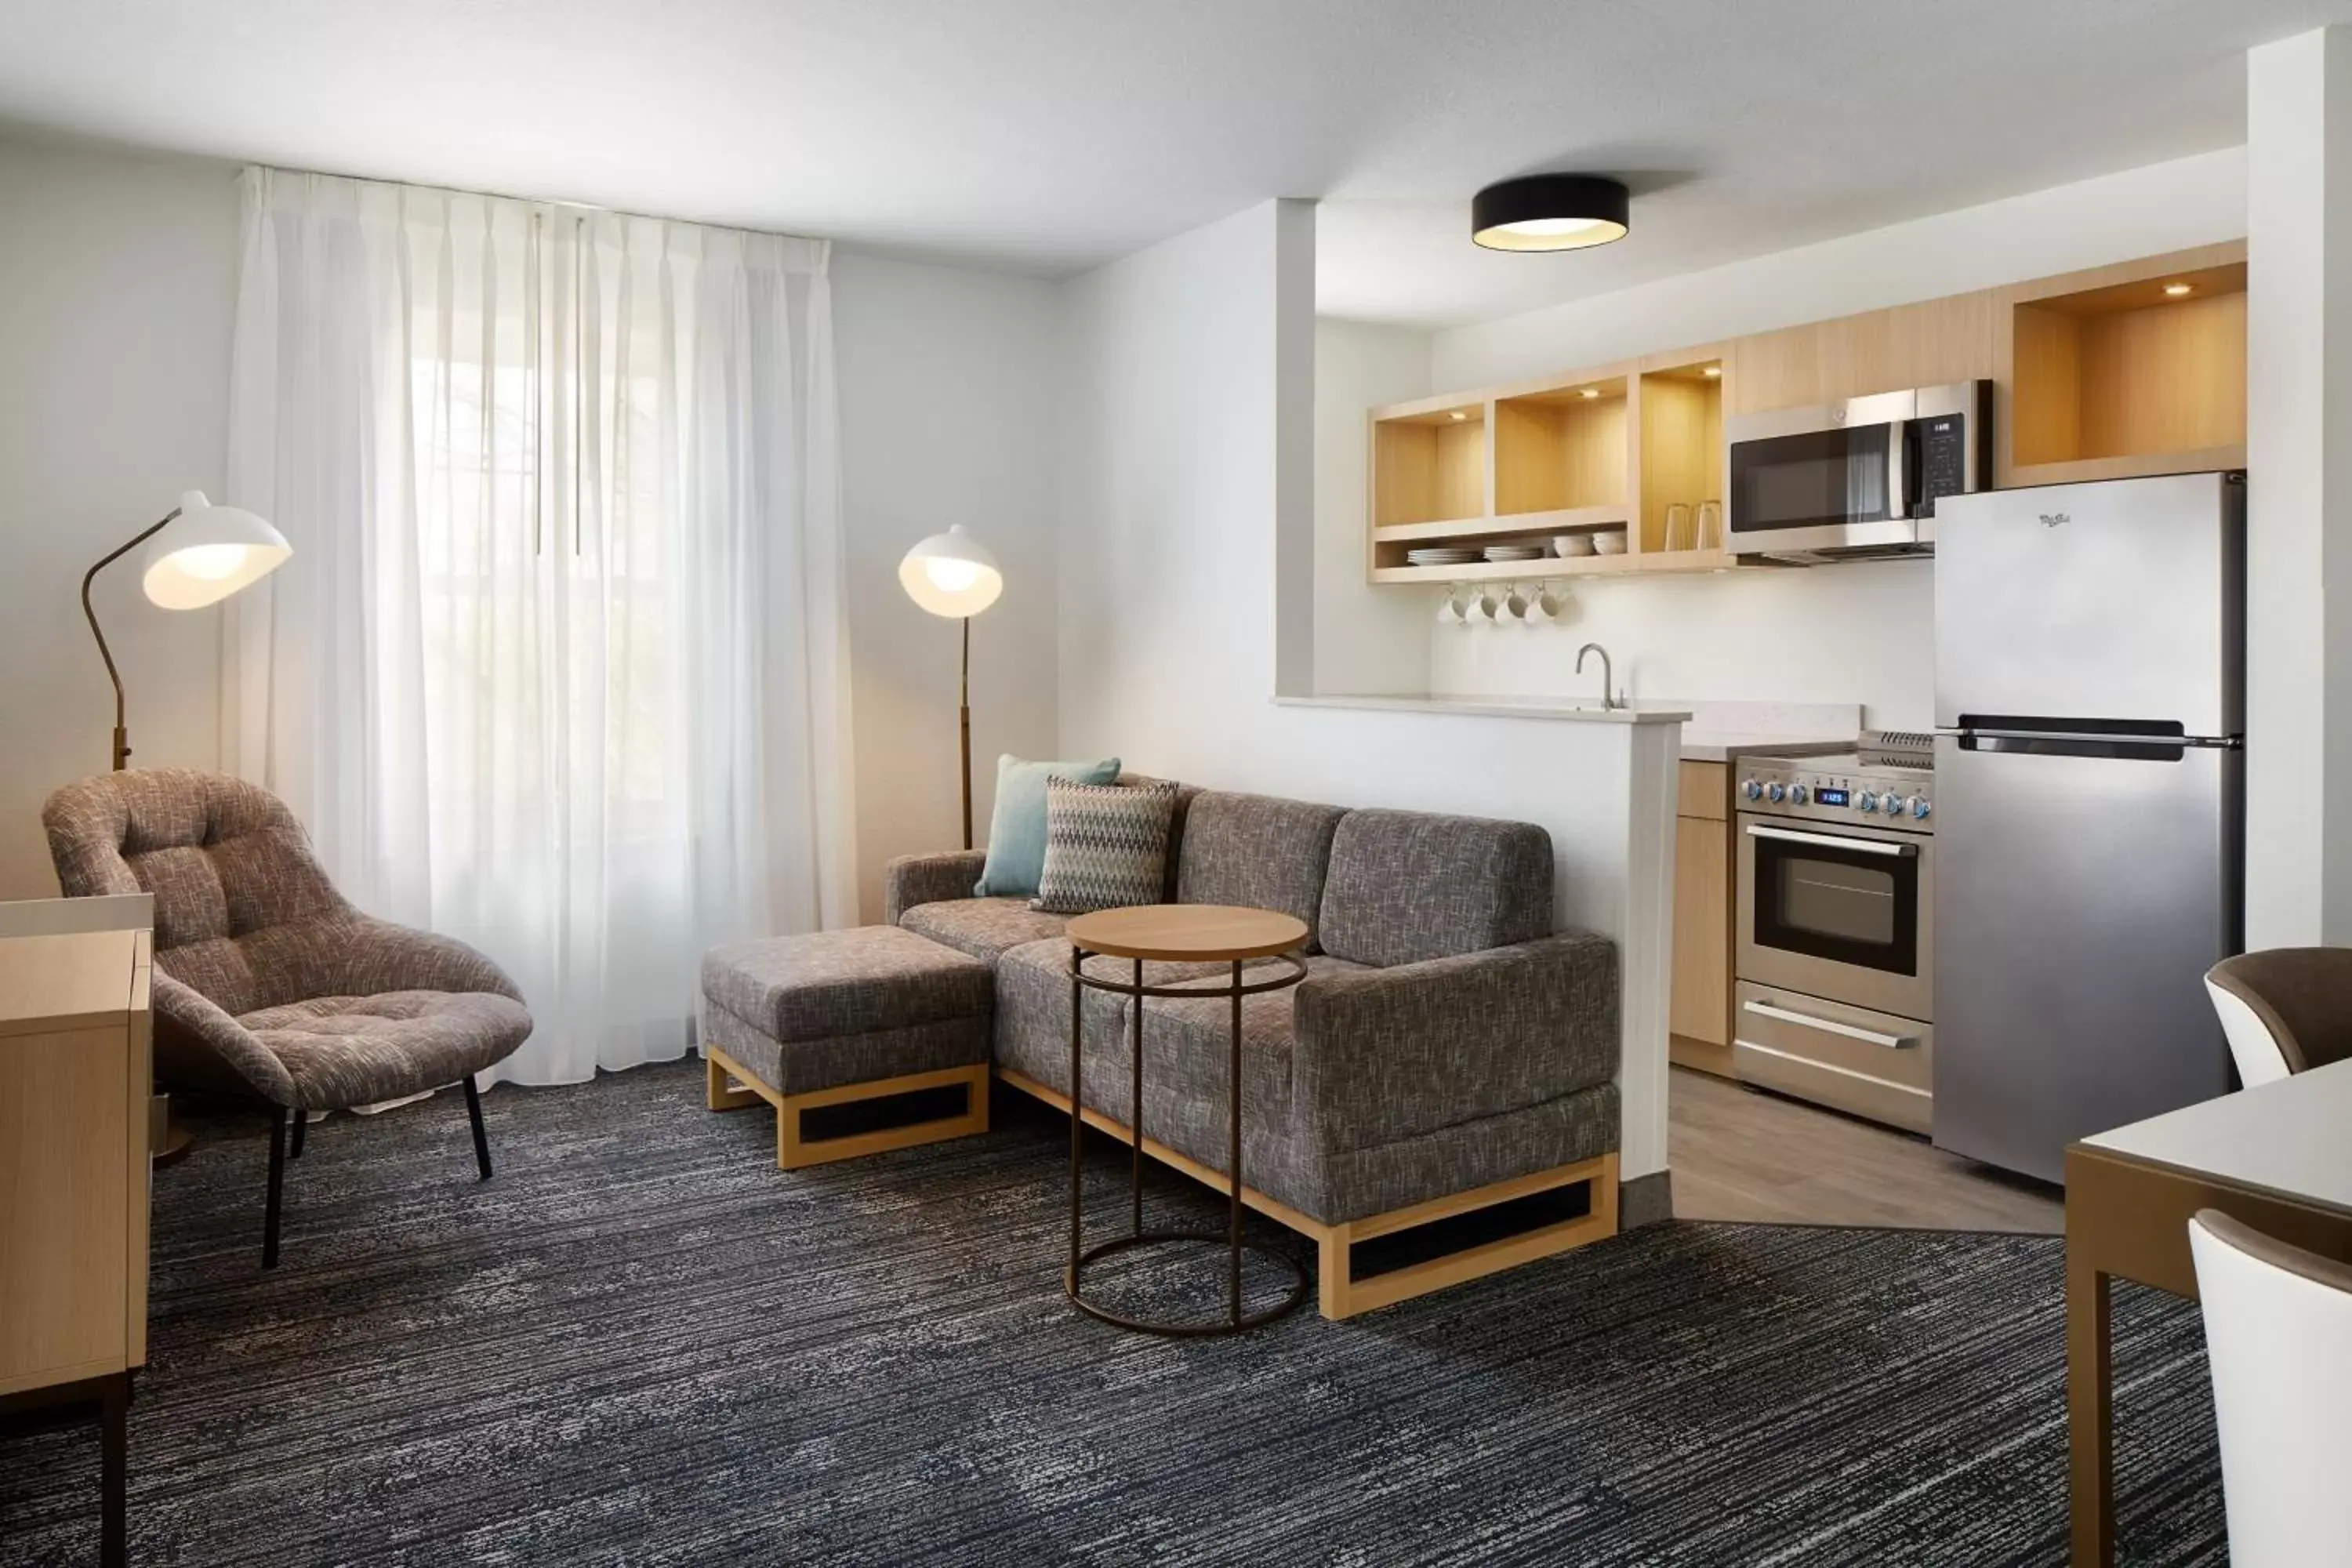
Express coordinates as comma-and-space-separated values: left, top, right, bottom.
973, 753, 1122, 898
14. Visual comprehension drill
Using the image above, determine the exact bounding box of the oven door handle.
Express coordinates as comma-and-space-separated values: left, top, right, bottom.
1742, 1000, 1918, 1050
1743, 823, 1918, 857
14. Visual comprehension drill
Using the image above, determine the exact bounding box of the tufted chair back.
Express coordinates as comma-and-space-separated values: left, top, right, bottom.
44, 768, 358, 1018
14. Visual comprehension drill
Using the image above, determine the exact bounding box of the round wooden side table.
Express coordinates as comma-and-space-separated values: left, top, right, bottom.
1062, 903, 1312, 1336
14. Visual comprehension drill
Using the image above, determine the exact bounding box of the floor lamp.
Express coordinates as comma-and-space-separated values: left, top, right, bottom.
897, 526, 1004, 850
81, 489, 291, 1165
82, 489, 292, 770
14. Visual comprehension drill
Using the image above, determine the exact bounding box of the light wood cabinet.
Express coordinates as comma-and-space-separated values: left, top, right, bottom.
1367, 241, 2248, 590
1668, 762, 1737, 1076
0, 901, 154, 1568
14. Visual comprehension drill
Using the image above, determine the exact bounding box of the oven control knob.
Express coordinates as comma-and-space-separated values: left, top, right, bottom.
1765, 782, 1786, 803
1907, 795, 1931, 820
1788, 784, 1809, 805
1741, 779, 1764, 801
1857, 792, 1879, 813
1878, 792, 1904, 815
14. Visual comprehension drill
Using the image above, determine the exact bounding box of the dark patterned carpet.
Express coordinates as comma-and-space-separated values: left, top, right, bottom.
1, 1060, 2223, 1566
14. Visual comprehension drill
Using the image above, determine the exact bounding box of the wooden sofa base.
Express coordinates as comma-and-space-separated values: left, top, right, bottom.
705, 1050, 989, 1171
994, 1065, 1619, 1320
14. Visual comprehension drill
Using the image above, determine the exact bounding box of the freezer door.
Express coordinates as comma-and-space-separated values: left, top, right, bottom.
1932, 735, 2238, 1184
1933, 472, 2243, 738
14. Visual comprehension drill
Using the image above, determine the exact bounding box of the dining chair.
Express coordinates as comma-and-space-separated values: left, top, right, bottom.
2188, 1209, 2352, 1567
2204, 949, 2352, 1090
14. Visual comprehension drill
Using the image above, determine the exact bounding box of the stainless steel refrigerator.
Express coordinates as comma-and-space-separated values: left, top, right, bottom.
1932, 470, 2245, 1184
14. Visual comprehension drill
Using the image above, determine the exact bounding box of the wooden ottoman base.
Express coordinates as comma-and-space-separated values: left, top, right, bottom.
704, 1049, 989, 1171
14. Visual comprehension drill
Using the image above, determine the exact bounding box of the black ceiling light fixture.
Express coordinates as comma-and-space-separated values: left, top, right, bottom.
1471, 174, 1630, 252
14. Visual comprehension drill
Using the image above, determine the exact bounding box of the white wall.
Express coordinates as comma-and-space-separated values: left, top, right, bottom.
0, 138, 241, 899
1343, 147, 2250, 729
832, 250, 1062, 921
1058, 199, 1676, 1185
2245, 28, 2352, 949
1313, 318, 1436, 696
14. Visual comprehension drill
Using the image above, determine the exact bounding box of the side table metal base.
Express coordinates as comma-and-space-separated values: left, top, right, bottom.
1065, 917, 1311, 1338
1066, 1232, 1309, 1338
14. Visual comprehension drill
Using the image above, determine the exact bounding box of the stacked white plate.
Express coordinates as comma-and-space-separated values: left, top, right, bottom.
1482, 543, 1547, 563
1404, 547, 1480, 568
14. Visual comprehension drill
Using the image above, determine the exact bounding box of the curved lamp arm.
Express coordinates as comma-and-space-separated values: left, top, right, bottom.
80, 507, 180, 771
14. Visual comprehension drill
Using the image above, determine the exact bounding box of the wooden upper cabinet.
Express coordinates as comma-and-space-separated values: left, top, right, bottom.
1726, 294, 1996, 415
1994, 241, 2247, 488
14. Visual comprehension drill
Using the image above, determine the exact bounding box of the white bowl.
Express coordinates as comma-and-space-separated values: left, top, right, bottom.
1553, 533, 1597, 558
1592, 530, 1628, 556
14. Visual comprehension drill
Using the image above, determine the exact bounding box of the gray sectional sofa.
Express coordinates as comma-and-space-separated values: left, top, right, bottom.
885, 782, 1622, 1319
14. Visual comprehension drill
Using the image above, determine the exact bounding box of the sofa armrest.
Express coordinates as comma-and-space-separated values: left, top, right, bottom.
1292, 931, 1617, 1152
884, 849, 989, 925
151, 971, 299, 1106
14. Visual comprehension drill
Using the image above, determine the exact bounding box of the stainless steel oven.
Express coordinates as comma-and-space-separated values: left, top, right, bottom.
1732, 737, 1937, 1133
1738, 812, 1933, 1022
1726, 381, 1989, 561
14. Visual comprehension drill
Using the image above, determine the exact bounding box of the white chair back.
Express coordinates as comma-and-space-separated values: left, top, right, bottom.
2205, 976, 2295, 1089
2188, 1209, 2352, 1567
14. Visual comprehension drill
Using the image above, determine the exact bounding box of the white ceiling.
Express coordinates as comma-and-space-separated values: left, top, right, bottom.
0, 0, 2344, 328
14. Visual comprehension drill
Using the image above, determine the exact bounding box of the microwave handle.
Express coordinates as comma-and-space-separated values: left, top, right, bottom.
1886, 416, 1914, 521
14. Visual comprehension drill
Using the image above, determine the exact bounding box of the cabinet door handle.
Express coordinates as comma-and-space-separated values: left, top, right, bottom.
1741, 999, 1915, 1049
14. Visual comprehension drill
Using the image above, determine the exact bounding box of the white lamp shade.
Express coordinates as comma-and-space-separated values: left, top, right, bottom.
140, 491, 292, 609
897, 524, 1004, 618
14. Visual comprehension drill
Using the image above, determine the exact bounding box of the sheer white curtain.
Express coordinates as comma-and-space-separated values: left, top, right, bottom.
223, 167, 857, 1085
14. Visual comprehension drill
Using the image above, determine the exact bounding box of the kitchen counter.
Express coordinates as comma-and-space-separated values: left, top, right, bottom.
1278, 695, 1861, 761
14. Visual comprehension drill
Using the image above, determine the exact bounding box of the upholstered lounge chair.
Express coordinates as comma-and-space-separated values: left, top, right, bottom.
43, 769, 533, 1266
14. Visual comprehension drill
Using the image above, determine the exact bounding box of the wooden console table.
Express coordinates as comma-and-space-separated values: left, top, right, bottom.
0, 895, 155, 1568
2066, 1055, 2352, 1565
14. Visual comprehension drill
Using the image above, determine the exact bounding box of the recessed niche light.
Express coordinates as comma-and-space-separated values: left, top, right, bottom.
1578, 387, 1601, 400
1449, 410, 1468, 421
1702, 365, 1722, 378
1471, 175, 1631, 252
2164, 281, 2194, 297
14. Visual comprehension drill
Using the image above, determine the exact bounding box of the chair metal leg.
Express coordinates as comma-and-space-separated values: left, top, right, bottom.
262, 1105, 286, 1269
288, 1109, 307, 1160
463, 1075, 492, 1181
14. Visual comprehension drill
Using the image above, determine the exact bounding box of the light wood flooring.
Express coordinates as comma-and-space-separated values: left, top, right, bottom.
1668, 1065, 2063, 1234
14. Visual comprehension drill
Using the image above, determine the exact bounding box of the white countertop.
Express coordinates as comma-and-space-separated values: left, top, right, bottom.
1272, 693, 1690, 725
1275, 695, 1860, 761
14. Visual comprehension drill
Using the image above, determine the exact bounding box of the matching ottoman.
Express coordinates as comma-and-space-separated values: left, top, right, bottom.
699, 927, 994, 1169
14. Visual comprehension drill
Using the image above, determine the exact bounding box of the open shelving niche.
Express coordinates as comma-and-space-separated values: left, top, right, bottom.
1367, 353, 1733, 585
2002, 251, 2246, 487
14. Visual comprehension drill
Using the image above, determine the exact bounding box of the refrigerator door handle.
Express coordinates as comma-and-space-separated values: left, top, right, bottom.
1742, 1000, 1918, 1050
1744, 824, 1918, 858
1936, 726, 2240, 749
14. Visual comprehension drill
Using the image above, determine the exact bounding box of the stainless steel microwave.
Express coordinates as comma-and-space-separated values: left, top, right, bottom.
1725, 380, 1990, 562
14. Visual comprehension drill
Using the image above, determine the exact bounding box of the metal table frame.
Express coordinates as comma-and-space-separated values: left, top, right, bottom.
1065, 947, 1311, 1335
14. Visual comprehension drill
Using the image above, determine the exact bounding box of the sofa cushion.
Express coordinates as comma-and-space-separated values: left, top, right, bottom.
699, 926, 991, 1044
899, 897, 1072, 964
972, 753, 1122, 898
1318, 809, 1553, 967
1116, 773, 1201, 902
1032, 778, 1181, 915
1173, 791, 1346, 950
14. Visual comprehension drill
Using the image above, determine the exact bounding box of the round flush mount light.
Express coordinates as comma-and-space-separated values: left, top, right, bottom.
1471, 175, 1630, 252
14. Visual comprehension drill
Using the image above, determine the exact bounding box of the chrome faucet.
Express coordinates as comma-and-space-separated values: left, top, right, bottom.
1575, 643, 1624, 710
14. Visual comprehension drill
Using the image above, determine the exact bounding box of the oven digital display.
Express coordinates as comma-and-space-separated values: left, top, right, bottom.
1814, 787, 1850, 807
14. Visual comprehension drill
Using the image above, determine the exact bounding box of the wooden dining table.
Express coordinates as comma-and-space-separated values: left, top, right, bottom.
2066, 1054, 2352, 1565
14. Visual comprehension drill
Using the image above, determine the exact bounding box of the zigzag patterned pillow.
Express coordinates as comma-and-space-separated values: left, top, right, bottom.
1030, 777, 1181, 916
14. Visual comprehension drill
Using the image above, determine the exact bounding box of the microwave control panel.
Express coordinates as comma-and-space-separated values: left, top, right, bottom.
1915, 414, 1968, 517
